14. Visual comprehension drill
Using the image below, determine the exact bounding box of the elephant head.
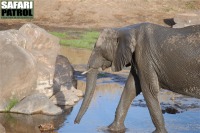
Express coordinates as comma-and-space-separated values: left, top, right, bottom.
74, 28, 135, 123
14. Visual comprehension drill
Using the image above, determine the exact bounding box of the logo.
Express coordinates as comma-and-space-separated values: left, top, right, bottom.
0, 0, 34, 19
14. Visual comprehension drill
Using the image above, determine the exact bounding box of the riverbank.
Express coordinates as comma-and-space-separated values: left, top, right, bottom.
0, 0, 200, 28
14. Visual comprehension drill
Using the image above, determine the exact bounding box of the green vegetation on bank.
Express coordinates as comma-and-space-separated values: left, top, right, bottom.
5, 98, 19, 112
50, 30, 100, 49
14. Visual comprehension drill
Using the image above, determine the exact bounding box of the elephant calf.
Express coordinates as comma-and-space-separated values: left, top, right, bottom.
75, 23, 200, 133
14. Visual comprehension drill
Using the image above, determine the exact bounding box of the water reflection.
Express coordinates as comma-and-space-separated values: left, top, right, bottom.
58, 84, 125, 133
1, 77, 200, 133
0, 107, 72, 133
60, 46, 91, 64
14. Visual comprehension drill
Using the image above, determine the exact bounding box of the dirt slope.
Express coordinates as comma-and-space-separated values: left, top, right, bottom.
0, 0, 200, 28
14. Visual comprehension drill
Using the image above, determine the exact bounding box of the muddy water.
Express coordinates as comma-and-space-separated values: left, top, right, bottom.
60, 46, 91, 64
1, 47, 200, 133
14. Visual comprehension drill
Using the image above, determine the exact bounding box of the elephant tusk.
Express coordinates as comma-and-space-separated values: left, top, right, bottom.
81, 68, 93, 75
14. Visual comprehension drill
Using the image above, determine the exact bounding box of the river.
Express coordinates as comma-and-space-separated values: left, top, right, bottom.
1, 47, 200, 133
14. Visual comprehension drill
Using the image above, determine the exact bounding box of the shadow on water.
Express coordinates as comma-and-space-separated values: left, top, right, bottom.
74, 70, 128, 86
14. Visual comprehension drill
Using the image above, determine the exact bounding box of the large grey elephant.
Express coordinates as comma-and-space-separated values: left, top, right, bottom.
74, 23, 200, 133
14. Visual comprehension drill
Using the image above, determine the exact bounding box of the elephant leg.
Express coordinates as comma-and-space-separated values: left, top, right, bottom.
139, 67, 167, 133
108, 68, 141, 131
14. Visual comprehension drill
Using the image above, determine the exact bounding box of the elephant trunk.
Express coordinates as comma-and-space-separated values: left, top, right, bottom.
74, 68, 99, 124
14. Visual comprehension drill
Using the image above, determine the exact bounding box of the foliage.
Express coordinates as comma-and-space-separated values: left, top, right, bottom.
50, 32, 67, 38
5, 98, 19, 112
50, 30, 100, 49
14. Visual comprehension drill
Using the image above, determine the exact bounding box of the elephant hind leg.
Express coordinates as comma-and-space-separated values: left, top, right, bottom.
139, 66, 167, 133
108, 67, 141, 132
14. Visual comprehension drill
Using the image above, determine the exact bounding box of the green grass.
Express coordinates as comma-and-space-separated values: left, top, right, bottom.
50, 31, 100, 49
50, 32, 67, 38
5, 98, 19, 112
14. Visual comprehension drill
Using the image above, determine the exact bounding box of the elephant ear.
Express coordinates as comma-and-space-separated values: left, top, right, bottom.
111, 32, 135, 72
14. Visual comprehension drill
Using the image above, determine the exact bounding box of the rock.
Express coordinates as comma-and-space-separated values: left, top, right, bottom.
0, 34, 37, 111
10, 93, 62, 115
132, 89, 200, 114
0, 23, 60, 111
161, 105, 180, 114
0, 23, 83, 114
50, 88, 80, 106
18, 23, 60, 96
71, 87, 84, 97
61, 85, 83, 97
173, 11, 200, 28
38, 87, 54, 98
50, 55, 84, 106
53, 55, 77, 92
0, 123, 6, 133
38, 123, 55, 132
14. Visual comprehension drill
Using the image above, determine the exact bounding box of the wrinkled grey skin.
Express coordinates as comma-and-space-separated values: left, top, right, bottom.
53, 55, 77, 92
75, 23, 200, 133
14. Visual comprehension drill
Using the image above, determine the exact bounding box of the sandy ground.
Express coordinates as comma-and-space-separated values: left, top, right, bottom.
0, 0, 200, 29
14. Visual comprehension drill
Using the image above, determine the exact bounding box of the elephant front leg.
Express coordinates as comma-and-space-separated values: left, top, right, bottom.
139, 68, 167, 133
108, 68, 141, 132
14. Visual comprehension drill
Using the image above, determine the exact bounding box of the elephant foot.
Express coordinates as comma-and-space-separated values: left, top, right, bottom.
152, 128, 167, 133
108, 122, 126, 132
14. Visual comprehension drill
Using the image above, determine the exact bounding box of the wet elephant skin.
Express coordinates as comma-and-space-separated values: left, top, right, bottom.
75, 23, 200, 133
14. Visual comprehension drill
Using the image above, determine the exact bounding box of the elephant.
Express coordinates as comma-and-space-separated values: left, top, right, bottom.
74, 23, 200, 133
